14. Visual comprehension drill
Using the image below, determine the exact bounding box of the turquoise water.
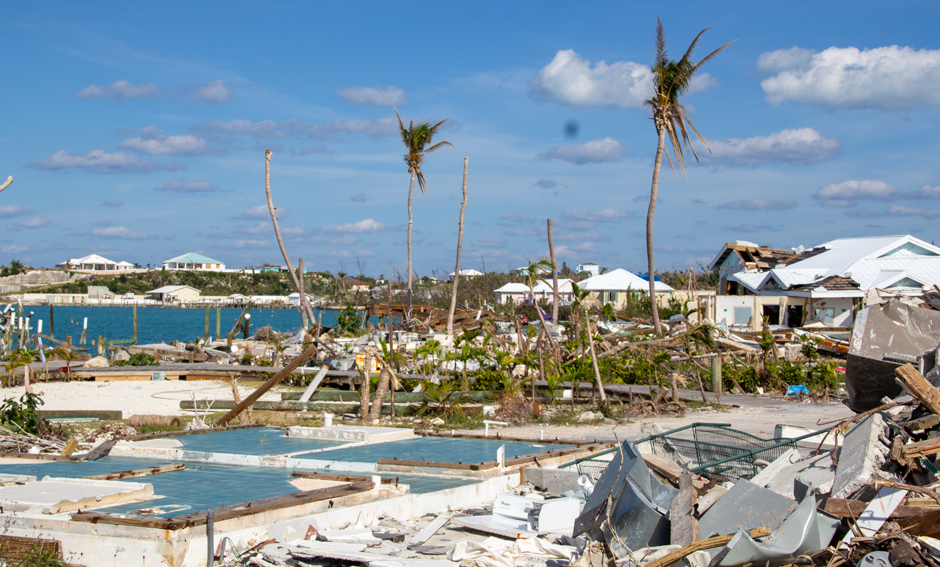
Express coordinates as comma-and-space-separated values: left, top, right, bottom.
23, 305, 361, 345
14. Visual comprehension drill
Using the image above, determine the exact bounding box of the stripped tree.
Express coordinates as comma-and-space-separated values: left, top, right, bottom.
265, 150, 316, 327
446, 158, 469, 335
0, 176, 12, 192
394, 109, 453, 325
644, 18, 733, 334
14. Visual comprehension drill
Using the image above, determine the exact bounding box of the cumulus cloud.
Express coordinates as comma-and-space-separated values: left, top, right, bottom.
718, 199, 798, 210
103, 200, 124, 208
16, 217, 49, 229
91, 226, 149, 240
759, 45, 940, 110
559, 208, 631, 230
703, 128, 842, 166
119, 126, 209, 156
721, 224, 782, 233
228, 239, 270, 248
530, 50, 653, 107
74, 80, 161, 99
236, 205, 286, 220
196, 80, 233, 104
350, 193, 370, 203
196, 117, 398, 140
321, 218, 387, 233
30, 150, 185, 174
909, 185, 940, 199
0, 206, 29, 218
158, 178, 221, 193
814, 180, 903, 205
537, 137, 627, 165
336, 86, 406, 106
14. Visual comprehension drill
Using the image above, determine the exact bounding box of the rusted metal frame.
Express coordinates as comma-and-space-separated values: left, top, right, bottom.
0, 452, 83, 462
414, 430, 593, 446
378, 442, 614, 471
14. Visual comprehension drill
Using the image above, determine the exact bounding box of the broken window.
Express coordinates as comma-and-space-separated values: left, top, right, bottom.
762, 305, 781, 325
733, 307, 752, 326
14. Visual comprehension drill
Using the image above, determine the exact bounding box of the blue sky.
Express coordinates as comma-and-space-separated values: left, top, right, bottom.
4, 1, 940, 278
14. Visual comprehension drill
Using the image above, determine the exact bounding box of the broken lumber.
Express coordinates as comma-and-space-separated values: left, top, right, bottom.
899, 437, 940, 460
216, 345, 319, 426
824, 498, 939, 519
669, 471, 698, 546
895, 363, 940, 415
645, 527, 771, 567
643, 454, 709, 491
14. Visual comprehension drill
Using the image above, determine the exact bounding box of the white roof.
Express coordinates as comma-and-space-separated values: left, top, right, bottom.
533, 278, 574, 293
67, 253, 116, 265
450, 269, 483, 277
494, 283, 529, 293
578, 269, 674, 292
116, 261, 134, 267
763, 235, 940, 292
146, 285, 200, 294
731, 271, 771, 294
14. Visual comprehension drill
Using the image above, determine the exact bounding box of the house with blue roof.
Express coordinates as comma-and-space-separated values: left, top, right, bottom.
162, 252, 226, 271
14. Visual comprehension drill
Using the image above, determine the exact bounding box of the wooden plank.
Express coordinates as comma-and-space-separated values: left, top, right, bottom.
643, 454, 709, 491
40, 409, 123, 420
645, 527, 771, 567
60, 439, 78, 457
0, 534, 63, 561
900, 437, 940, 459
895, 363, 940, 415
824, 498, 939, 519
83, 439, 118, 461
121, 423, 264, 442
291, 471, 392, 484
0, 452, 82, 462
84, 463, 186, 480
669, 471, 698, 546
216, 345, 320, 426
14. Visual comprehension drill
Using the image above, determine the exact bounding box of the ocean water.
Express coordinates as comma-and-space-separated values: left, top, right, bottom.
23, 305, 357, 345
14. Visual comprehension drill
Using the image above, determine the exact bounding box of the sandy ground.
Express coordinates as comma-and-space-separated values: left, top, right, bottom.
0, 380, 287, 418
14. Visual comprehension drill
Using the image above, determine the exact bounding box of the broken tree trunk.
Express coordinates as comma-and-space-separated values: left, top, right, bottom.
216, 345, 319, 426
547, 219, 559, 325
359, 350, 373, 422
586, 314, 607, 403
369, 365, 391, 422
446, 157, 468, 336
0, 176, 11, 192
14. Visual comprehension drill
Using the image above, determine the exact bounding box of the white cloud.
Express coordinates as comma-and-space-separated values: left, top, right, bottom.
703, 128, 842, 166
336, 86, 406, 106
120, 126, 209, 156
559, 208, 631, 230
16, 217, 49, 229
158, 178, 221, 193
814, 180, 902, 203
91, 226, 149, 240
537, 137, 627, 165
236, 205, 286, 220
30, 150, 185, 174
241, 223, 269, 235
196, 80, 233, 104
909, 185, 940, 199
721, 224, 782, 233
530, 50, 653, 107
322, 218, 387, 233
2, 245, 27, 254
718, 199, 798, 210
0, 206, 29, 218
760, 45, 940, 110
885, 204, 940, 219
197, 117, 398, 140
74, 80, 161, 99
229, 239, 270, 248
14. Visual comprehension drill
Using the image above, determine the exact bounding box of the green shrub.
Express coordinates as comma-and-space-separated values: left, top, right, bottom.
114, 352, 157, 367
0, 392, 45, 435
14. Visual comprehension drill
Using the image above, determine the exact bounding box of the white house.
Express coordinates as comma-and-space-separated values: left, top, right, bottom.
577, 263, 601, 278
448, 269, 483, 282
494, 283, 530, 304
579, 268, 674, 308
532, 278, 574, 302
163, 253, 226, 271
146, 285, 201, 302
715, 235, 940, 327
58, 254, 133, 272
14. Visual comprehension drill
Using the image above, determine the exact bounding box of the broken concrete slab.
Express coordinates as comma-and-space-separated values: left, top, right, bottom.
750, 448, 802, 487
288, 425, 416, 443
831, 413, 891, 499
764, 452, 835, 500
522, 467, 581, 496
0, 477, 153, 514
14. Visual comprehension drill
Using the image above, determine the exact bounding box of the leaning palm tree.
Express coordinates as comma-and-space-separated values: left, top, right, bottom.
395, 109, 453, 323
644, 18, 733, 334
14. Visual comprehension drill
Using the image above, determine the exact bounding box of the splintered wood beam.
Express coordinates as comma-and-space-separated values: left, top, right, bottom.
645, 527, 771, 567
895, 363, 940, 416
216, 345, 319, 426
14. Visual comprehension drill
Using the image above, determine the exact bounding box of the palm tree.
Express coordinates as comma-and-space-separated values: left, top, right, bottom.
644, 18, 733, 334
523, 258, 557, 351
395, 109, 453, 323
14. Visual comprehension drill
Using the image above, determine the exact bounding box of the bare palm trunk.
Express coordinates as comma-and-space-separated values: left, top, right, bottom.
406, 171, 416, 325
528, 283, 558, 352
266, 150, 315, 327
0, 176, 12, 192
586, 312, 607, 403
447, 158, 468, 335
647, 128, 666, 335
369, 366, 391, 422
547, 219, 559, 325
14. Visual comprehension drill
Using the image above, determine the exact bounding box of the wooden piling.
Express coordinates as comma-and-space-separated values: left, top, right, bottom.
204, 305, 209, 343
49, 305, 54, 339
216, 307, 221, 341
132, 305, 137, 345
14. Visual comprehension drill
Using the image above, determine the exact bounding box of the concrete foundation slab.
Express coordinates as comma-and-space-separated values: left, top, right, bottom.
289, 425, 416, 444
0, 477, 153, 513
831, 413, 890, 499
